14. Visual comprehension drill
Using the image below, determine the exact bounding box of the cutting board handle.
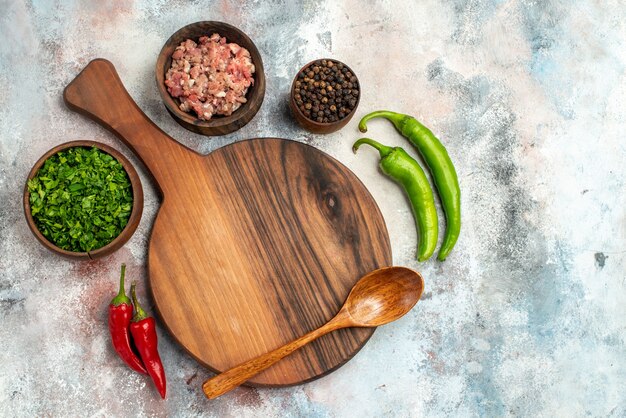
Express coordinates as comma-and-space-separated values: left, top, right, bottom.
64, 59, 198, 192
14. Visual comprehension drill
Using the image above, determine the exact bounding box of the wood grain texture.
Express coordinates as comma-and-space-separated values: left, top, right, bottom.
155, 21, 266, 136
203, 267, 424, 398
204, 309, 349, 398
63, 59, 392, 386
23, 140, 143, 260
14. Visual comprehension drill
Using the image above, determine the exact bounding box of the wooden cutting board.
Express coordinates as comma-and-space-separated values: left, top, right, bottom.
64, 59, 392, 386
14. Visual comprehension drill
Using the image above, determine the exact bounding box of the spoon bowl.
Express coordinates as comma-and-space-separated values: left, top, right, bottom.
344, 266, 424, 327
203, 266, 424, 399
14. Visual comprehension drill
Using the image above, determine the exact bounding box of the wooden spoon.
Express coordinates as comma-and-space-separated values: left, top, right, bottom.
202, 266, 424, 399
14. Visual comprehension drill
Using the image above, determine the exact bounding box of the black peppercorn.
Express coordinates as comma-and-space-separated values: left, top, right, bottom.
294, 59, 359, 124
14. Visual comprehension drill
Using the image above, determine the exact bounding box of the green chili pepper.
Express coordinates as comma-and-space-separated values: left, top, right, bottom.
353, 138, 438, 262
359, 111, 461, 261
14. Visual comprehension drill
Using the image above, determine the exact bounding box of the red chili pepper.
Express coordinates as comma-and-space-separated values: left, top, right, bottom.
130, 282, 167, 399
109, 264, 147, 375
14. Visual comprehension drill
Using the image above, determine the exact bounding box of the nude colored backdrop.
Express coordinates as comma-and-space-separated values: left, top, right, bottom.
1, 0, 624, 416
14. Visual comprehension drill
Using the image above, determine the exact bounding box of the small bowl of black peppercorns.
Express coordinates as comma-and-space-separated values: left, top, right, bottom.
289, 59, 360, 134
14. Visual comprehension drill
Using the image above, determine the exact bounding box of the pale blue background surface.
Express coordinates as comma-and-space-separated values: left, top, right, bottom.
1, 1, 625, 416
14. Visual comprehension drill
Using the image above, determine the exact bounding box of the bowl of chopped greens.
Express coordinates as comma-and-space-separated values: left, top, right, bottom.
23, 140, 143, 260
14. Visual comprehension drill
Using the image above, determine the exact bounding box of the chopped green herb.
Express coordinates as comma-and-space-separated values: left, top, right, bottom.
28, 146, 134, 252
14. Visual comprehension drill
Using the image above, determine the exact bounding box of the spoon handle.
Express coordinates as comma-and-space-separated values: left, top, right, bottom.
202, 315, 347, 399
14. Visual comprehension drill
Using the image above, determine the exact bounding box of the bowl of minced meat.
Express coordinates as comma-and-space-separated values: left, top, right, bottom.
156, 22, 266, 136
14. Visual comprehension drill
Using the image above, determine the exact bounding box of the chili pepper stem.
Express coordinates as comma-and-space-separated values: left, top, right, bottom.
109, 265, 148, 375
129, 282, 167, 398
359, 110, 462, 261
353, 136, 439, 262
358, 110, 406, 133
353, 138, 393, 159
117, 264, 126, 297
131, 281, 149, 322
111, 264, 131, 306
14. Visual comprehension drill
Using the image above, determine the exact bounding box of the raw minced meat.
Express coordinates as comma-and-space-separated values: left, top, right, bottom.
164, 33, 255, 120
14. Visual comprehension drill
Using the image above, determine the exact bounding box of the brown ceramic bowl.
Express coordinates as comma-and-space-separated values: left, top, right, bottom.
156, 21, 266, 136
289, 59, 360, 134
23, 140, 143, 260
